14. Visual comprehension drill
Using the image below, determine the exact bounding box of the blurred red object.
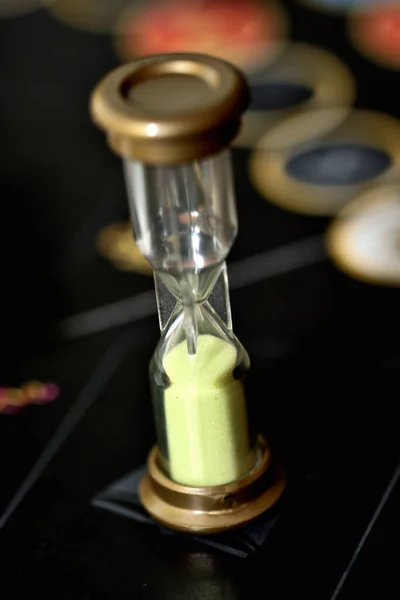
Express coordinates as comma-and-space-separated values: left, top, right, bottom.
115, 0, 287, 73
350, 3, 400, 69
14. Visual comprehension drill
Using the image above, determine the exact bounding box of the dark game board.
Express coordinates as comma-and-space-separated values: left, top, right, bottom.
1, 1, 400, 598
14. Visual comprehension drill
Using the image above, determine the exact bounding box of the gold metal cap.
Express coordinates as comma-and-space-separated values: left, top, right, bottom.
139, 436, 285, 534
90, 53, 249, 165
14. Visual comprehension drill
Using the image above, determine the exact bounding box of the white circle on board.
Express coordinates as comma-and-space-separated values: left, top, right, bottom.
327, 184, 400, 285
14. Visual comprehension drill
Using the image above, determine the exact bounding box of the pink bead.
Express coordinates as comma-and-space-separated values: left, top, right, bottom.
36, 382, 60, 403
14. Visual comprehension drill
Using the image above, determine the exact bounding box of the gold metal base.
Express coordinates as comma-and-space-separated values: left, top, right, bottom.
139, 437, 286, 535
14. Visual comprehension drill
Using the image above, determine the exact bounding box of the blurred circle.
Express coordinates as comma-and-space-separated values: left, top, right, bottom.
327, 183, 400, 285
249, 110, 400, 215
45, 0, 135, 34
349, 1, 400, 70
233, 44, 355, 149
286, 145, 390, 185
0, 0, 56, 18
96, 222, 152, 275
114, 0, 288, 75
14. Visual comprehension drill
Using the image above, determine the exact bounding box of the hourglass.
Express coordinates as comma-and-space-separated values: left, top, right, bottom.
91, 53, 285, 533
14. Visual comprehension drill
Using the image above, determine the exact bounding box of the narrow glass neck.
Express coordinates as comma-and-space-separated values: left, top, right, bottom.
154, 261, 233, 355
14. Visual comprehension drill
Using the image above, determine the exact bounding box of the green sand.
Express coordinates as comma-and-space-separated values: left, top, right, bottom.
163, 334, 252, 487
